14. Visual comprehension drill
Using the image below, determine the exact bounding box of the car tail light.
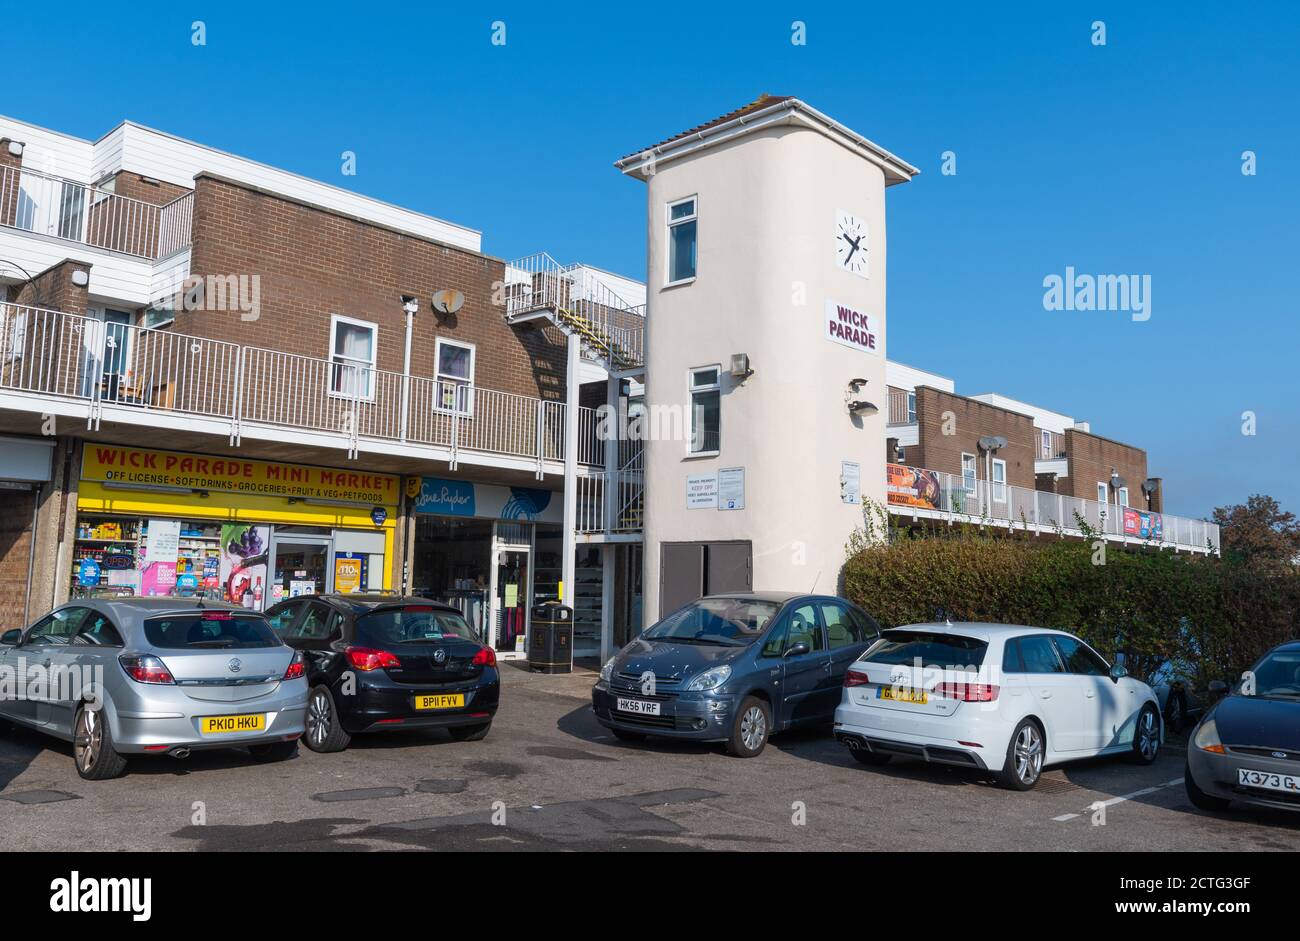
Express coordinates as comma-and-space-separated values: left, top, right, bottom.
283, 651, 306, 681
201, 611, 233, 620
120, 655, 175, 685
473, 647, 497, 668
345, 647, 401, 671
403, 605, 434, 612
843, 670, 871, 688
934, 682, 1000, 702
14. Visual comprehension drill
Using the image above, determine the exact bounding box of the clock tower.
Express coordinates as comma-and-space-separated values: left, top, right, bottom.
615, 96, 917, 622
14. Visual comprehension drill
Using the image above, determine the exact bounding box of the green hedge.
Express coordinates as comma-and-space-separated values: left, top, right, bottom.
841, 532, 1300, 686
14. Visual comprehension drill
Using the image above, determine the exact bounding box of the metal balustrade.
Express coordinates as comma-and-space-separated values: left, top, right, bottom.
0, 165, 193, 260
0, 302, 570, 466
886, 464, 1219, 553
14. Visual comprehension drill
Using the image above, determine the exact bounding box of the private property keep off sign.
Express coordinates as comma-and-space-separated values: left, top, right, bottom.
825, 299, 879, 355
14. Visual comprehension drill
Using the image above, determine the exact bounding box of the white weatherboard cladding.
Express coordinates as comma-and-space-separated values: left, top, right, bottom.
642, 124, 893, 622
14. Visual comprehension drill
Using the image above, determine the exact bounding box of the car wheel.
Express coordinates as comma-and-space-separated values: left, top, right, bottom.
850, 748, 892, 767
995, 718, 1044, 790
248, 740, 299, 762
74, 705, 127, 781
610, 728, 646, 743
1128, 705, 1161, 765
304, 685, 350, 753
1164, 693, 1186, 733
725, 696, 771, 758
1184, 762, 1230, 812
448, 722, 491, 742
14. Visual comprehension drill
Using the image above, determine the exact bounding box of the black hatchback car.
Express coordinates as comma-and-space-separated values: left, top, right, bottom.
264, 594, 499, 752
592, 592, 881, 757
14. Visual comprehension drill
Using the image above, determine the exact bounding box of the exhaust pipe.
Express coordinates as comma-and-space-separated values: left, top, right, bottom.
168, 747, 191, 759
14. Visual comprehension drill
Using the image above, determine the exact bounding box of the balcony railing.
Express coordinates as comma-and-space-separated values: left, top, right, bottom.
0, 165, 193, 260
0, 303, 565, 466
886, 464, 1219, 553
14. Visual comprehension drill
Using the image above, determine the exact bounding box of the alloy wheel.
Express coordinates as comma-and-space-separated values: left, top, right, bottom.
74, 708, 101, 774
307, 691, 331, 747
739, 705, 767, 751
1138, 710, 1159, 760
1014, 723, 1043, 784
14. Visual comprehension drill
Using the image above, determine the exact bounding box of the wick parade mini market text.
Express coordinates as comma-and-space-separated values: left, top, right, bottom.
73, 445, 399, 609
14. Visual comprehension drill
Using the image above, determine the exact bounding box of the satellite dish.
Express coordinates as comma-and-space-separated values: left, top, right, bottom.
432, 289, 464, 315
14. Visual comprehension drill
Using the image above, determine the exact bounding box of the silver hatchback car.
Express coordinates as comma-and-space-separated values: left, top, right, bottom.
0, 598, 308, 779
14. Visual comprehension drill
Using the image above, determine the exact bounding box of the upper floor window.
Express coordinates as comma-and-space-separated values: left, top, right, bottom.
435, 338, 475, 414
329, 314, 376, 399
1118, 486, 1129, 508
906, 390, 917, 423
666, 197, 697, 285
992, 458, 1007, 502
688, 365, 720, 454
1097, 482, 1109, 505
1040, 429, 1052, 459
961, 452, 977, 492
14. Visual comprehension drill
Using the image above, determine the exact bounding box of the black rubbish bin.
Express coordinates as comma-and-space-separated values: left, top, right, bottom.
529, 602, 573, 674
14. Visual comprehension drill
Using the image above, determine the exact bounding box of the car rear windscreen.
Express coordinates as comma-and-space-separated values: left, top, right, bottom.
861, 631, 988, 670
144, 613, 281, 649
356, 607, 477, 647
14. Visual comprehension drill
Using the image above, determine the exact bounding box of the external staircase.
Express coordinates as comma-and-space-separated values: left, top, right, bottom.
505, 253, 645, 373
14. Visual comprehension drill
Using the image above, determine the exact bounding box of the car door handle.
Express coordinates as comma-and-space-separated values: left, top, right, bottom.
1084, 689, 1095, 698
1039, 690, 1052, 699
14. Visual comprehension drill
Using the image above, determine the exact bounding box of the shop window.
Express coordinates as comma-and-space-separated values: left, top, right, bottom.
329, 314, 376, 399
435, 337, 475, 414
667, 196, 697, 284
688, 366, 720, 454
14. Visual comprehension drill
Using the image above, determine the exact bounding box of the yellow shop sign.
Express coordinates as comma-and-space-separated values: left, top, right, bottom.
82, 445, 399, 506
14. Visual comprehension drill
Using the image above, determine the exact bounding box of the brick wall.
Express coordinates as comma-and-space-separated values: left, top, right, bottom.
1059, 428, 1157, 511
0, 138, 21, 228
0, 488, 36, 630
109, 171, 191, 206
184, 174, 567, 403
6, 259, 92, 315
912, 386, 1037, 489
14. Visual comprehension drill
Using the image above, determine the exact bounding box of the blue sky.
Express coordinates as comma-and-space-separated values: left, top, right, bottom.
6, 1, 1297, 518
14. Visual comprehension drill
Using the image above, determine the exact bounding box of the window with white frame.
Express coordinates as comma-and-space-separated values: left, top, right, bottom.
666, 197, 697, 284
1097, 482, 1108, 505
688, 365, 720, 454
992, 458, 1007, 502
1040, 429, 1052, 459
907, 390, 917, 424
329, 314, 376, 399
961, 452, 977, 493
435, 337, 475, 414
1118, 486, 1129, 508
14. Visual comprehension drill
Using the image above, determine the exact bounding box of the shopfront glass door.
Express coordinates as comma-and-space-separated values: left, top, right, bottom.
270, 536, 331, 606
493, 549, 529, 655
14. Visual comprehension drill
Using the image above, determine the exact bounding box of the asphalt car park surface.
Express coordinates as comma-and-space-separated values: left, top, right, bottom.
1, 663, 1298, 852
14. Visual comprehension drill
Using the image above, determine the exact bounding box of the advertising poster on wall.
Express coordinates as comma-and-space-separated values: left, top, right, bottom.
334, 553, 365, 594
139, 518, 182, 596
220, 523, 269, 609
887, 463, 941, 509
1123, 508, 1164, 540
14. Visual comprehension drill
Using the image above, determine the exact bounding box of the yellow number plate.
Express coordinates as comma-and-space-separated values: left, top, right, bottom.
414, 693, 465, 710
200, 713, 266, 734
879, 686, 928, 705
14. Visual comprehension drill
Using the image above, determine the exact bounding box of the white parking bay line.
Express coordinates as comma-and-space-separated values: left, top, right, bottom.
1054, 777, 1183, 822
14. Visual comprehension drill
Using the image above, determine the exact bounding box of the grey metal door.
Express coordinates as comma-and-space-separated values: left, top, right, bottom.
659, 543, 704, 616
705, 541, 752, 594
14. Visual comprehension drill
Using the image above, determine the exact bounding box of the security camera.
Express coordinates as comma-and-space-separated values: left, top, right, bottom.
847, 399, 878, 417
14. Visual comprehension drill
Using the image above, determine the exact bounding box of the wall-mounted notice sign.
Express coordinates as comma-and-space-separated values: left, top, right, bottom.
841, 461, 861, 504
717, 467, 745, 511
686, 474, 719, 509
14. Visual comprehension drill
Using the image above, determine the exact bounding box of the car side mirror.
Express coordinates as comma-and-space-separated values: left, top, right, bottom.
1208, 680, 1228, 698
1109, 665, 1128, 683
783, 641, 810, 659
0, 629, 19, 646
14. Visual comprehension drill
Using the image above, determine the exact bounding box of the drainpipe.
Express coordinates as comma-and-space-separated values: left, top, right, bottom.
22, 485, 38, 625
399, 295, 418, 441
560, 333, 581, 608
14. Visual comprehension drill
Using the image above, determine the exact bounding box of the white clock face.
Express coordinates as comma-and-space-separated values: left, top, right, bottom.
835, 209, 869, 279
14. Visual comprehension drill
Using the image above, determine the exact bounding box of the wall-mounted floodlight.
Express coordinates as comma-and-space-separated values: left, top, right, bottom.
6, 141, 22, 157
845, 378, 876, 416
71, 270, 89, 288
730, 353, 752, 380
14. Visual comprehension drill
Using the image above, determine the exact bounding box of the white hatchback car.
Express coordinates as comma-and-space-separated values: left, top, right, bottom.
833, 623, 1163, 789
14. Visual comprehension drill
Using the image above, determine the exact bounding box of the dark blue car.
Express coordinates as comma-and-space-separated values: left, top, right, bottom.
592, 592, 881, 757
